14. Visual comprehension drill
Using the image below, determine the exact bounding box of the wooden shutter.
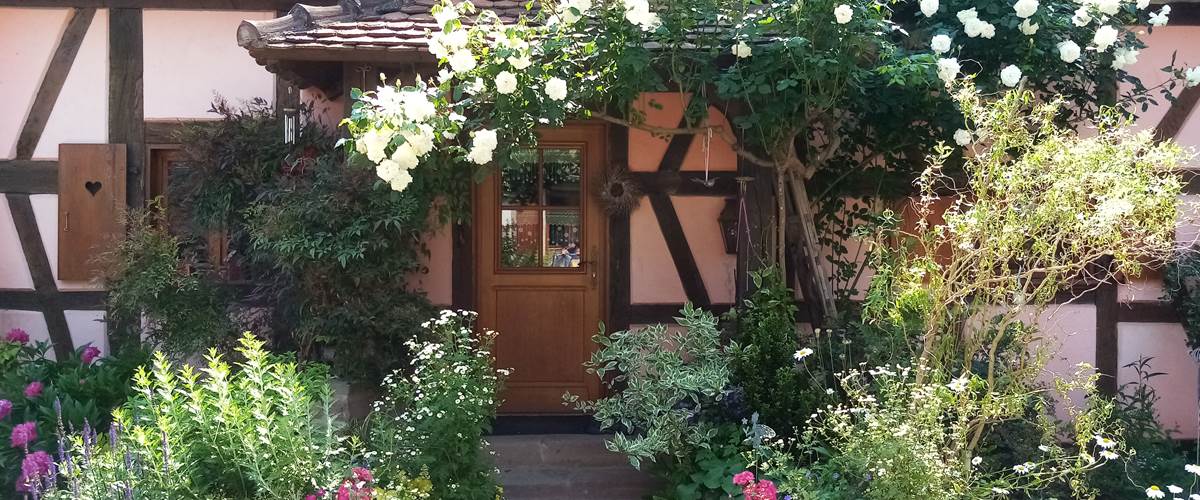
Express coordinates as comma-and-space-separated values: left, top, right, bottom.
57, 144, 126, 281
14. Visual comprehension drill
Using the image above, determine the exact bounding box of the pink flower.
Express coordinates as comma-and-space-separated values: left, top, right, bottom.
81, 346, 101, 364
0, 400, 11, 419
24, 381, 42, 399
352, 466, 373, 483
10, 421, 36, 448
745, 479, 778, 500
16, 450, 52, 492
5, 328, 29, 344
733, 470, 756, 486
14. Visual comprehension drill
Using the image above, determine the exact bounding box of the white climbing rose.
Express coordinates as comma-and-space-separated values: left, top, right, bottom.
390, 142, 420, 171
403, 125, 436, 156
508, 54, 533, 70
357, 127, 394, 164
623, 0, 661, 30
1111, 47, 1139, 70
495, 71, 518, 94
1019, 19, 1039, 35
1093, 25, 1118, 52
732, 41, 752, 58
1000, 64, 1022, 88
448, 50, 477, 73
1186, 67, 1200, 87
545, 77, 568, 101
931, 34, 952, 54
834, 4, 854, 24
1149, 5, 1170, 26
1137, 0, 1149, 9
1013, 0, 1038, 18
937, 57, 961, 84
920, 0, 939, 17
389, 168, 413, 192
956, 8, 978, 22
467, 129, 498, 165
1058, 40, 1081, 63
400, 91, 436, 121
954, 129, 972, 146
376, 158, 401, 183
1072, 6, 1091, 26
433, 5, 459, 28
1096, 0, 1120, 15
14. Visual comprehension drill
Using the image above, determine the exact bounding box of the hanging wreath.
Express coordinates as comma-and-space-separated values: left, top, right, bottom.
597, 166, 642, 216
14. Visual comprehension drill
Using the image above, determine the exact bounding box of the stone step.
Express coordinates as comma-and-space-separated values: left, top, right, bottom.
489, 434, 662, 500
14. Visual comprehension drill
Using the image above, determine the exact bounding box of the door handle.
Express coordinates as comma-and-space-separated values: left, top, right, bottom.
584, 246, 598, 288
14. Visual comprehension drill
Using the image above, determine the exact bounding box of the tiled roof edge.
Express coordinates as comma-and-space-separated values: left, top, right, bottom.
238, 0, 406, 48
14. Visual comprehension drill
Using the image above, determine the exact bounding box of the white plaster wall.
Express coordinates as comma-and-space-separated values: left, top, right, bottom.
0, 7, 70, 160
1117, 322, 1200, 440
143, 10, 276, 119
32, 9, 109, 160
0, 310, 53, 359
0, 197, 35, 288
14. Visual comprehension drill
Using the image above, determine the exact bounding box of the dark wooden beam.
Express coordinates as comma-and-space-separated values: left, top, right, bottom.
110, 8, 146, 208
629, 303, 735, 325
451, 223, 474, 310
646, 116, 712, 307
0, 0, 330, 8
0, 161, 57, 194
6, 194, 74, 359
1154, 85, 1200, 143
0, 290, 106, 311
608, 121, 632, 332
144, 120, 205, 144
15, 8, 96, 160
1095, 281, 1119, 397
1165, 2, 1200, 26
1117, 301, 1180, 323
631, 171, 737, 196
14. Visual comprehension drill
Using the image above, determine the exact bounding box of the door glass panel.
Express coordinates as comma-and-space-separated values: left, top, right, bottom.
544, 210, 582, 267
501, 209, 542, 267
501, 149, 538, 206
543, 149, 581, 207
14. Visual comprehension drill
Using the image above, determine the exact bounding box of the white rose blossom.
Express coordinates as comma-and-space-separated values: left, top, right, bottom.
1000, 64, 1022, 87
953, 129, 972, 146
937, 57, 961, 85
1072, 6, 1092, 26
448, 50, 477, 73
1013, 0, 1038, 18
732, 41, 752, 58
1111, 47, 1138, 70
495, 71, 518, 94
433, 5, 458, 28
834, 4, 854, 24
1149, 5, 1170, 26
920, 0, 939, 17
1185, 67, 1200, 87
623, 0, 661, 30
931, 34, 952, 54
357, 127, 394, 163
1136, 0, 1149, 8
507, 54, 533, 70
1019, 19, 1039, 35
1096, 0, 1120, 15
1058, 40, 1081, 63
1093, 25, 1118, 52
956, 8, 978, 22
545, 77, 568, 101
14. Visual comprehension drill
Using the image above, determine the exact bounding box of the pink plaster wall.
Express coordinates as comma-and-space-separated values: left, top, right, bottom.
628, 92, 737, 172
1118, 323, 1199, 439
143, 10, 276, 119
408, 221, 453, 306
672, 196, 736, 304
302, 88, 346, 133
630, 200, 687, 303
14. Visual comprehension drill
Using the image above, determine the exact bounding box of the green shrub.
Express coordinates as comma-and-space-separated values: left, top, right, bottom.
101, 207, 233, 356
0, 330, 146, 494
728, 268, 829, 436
46, 333, 350, 498
367, 310, 505, 500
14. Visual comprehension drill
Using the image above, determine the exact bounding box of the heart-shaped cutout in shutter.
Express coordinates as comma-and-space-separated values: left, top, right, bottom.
84, 181, 102, 196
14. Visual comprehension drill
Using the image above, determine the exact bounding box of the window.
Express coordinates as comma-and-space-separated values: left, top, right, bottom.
498, 147, 585, 268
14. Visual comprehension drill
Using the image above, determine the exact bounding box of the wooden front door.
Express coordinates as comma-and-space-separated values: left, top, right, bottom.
475, 123, 607, 414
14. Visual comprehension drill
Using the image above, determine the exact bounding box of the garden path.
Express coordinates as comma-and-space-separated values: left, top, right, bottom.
490, 434, 661, 499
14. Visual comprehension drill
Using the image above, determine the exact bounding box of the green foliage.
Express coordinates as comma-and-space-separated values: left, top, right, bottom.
728, 268, 828, 436
101, 207, 233, 356
167, 100, 442, 382
1164, 248, 1200, 350
0, 337, 146, 493
1087, 357, 1193, 498
52, 333, 351, 498
367, 310, 504, 500
655, 424, 746, 500
568, 304, 737, 480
